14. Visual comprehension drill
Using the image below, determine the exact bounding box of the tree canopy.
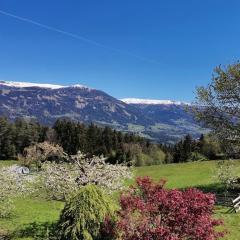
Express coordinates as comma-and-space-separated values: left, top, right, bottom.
193, 62, 240, 155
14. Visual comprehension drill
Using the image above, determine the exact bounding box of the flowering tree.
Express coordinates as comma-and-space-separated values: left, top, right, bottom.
19, 141, 69, 168
215, 160, 238, 192
38, 152, 132, 200
71, 152, 132, 191
103, 177, 225, 240
38, 162, 78, 200
0, 165, 34, 217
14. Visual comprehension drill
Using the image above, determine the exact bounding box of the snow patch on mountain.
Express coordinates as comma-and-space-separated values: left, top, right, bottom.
121, 98, 189, 105
0, 80, 65, 89
0, 80, 90, 90
70, 84, 90, 89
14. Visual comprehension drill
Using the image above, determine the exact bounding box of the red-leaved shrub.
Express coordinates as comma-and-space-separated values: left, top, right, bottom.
102, 177, 225, 240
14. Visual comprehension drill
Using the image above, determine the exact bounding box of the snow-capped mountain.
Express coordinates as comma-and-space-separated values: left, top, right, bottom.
0, 80, 147, 126
121, 98, 189, 105
0, 80, 89, 90
0, 80, 206, 143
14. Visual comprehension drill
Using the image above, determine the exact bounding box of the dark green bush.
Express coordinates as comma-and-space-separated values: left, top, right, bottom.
58, 185, 114, 240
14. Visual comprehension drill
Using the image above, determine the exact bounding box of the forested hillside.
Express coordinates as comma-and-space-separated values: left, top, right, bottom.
0, 117, 223, 166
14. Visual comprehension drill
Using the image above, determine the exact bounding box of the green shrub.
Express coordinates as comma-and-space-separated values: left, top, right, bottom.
58, 185, 114, 240
134, 153, 148, 166
201, 135, 222, 160
149, 148, 166, 165
187, 152, 208, 162
135, 147, 166, 166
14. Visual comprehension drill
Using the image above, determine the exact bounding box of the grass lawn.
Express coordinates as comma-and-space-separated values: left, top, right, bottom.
0, 160, 18, 168
0, 198, 64, 240
134, 160, 232, 189
0, 160, 65, 239
0, 160, 240, 239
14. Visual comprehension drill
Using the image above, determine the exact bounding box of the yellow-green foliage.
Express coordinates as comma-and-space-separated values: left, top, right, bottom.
202, 135, 222, 159
135, 146, 166, 166
187, 152, 207, 162
148, 147, 166, 165
58, 184, 114, 240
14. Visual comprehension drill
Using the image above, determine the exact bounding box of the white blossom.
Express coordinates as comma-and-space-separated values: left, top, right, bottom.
38, 152, 132, 200
0, 165, 34, 217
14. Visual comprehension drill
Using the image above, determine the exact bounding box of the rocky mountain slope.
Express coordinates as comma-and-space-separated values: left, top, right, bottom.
121, 98, 207, 143
0, 81, 207, 143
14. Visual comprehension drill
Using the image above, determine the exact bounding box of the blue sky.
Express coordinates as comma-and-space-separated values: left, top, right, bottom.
0, 1, 240, 101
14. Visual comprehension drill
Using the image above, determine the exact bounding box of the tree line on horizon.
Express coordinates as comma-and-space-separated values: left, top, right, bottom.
0, 117, 224, 165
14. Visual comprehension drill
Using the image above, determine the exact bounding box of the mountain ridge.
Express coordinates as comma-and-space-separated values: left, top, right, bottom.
0, 80, 90, 90
0, 80, 206, 143
0, 81, 189, 105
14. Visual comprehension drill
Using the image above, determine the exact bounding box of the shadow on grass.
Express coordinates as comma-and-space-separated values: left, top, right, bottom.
194, 182, 226, 194
177, 182, 225, 194
13, 221, 58, 240
188, 183, 240, 210
195, 183, 240, 196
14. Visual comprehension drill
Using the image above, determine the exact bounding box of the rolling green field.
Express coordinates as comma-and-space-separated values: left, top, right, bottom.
135, 160, 218, 188
0, 160, 240, 239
